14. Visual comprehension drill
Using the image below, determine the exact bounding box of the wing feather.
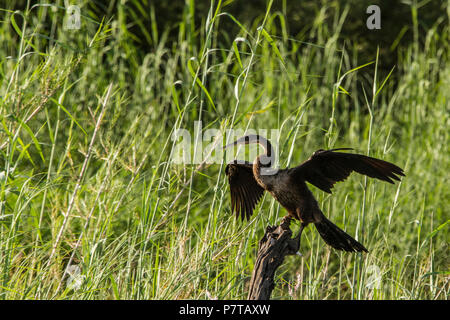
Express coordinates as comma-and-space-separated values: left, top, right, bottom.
291, 149, 405, 193
225, 161, 265, 220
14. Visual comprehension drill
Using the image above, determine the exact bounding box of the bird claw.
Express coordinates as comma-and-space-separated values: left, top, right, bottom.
296, 251, 303, 257
280, 216, 293, 228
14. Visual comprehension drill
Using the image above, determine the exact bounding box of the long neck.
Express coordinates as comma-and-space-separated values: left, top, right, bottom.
252, 137, 276, 180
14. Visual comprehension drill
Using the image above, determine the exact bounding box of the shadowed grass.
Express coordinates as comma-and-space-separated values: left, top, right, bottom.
0, 1, 448, 299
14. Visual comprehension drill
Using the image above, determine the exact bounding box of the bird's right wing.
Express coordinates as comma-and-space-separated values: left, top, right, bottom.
290, 149, 405, 193
225, 161, 265, 220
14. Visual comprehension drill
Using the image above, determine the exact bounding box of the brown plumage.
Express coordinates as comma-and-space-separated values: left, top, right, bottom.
224, 135, 405, 252
225, 161, 265, 221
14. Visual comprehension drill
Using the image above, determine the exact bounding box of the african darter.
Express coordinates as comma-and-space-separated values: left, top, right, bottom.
224, 135, 404, 252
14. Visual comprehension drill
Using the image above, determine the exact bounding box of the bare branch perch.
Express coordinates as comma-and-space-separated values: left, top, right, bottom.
247, 217, 299, 300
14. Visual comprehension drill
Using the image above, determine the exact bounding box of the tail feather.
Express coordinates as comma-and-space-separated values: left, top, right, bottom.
315, 217, 368, 252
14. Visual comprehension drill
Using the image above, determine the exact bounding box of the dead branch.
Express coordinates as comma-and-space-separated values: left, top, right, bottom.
247, 217, 299, 300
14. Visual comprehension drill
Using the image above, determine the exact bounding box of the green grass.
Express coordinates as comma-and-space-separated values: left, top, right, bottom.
0, 1, 448, 299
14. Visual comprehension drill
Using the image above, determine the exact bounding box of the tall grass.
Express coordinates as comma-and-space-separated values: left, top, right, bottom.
0, 1, 448, 299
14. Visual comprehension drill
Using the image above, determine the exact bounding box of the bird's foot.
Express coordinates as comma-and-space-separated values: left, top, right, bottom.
288, 223, 305, 255
280, 215, 293, 228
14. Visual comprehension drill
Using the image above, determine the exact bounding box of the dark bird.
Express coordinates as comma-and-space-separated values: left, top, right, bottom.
224, 135, 405, 252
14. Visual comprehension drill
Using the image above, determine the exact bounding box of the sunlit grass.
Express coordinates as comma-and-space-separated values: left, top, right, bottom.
0, 1, 448, 299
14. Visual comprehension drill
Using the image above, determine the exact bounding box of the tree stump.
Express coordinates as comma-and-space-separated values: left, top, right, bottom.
247, 216, 300, 300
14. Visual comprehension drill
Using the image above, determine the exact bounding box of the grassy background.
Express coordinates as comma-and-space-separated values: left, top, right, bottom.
0, 0, 448, 299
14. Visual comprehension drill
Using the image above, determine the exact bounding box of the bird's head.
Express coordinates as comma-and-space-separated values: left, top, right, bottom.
223, 134, 276, 174
223, 134, 262, 149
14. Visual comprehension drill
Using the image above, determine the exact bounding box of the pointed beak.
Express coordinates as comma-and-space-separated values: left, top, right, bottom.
223, 136, 253, 149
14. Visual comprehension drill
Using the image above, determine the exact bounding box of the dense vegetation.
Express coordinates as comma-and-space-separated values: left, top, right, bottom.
0, 0, 448, 299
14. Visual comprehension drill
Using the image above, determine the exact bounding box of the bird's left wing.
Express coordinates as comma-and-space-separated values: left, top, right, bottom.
225, 161, 265, 221
290, 148, 405, 193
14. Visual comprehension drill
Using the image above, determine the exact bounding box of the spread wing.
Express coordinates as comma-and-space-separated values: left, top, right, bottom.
225, 161, 265, 220
290, 148, 405, 193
